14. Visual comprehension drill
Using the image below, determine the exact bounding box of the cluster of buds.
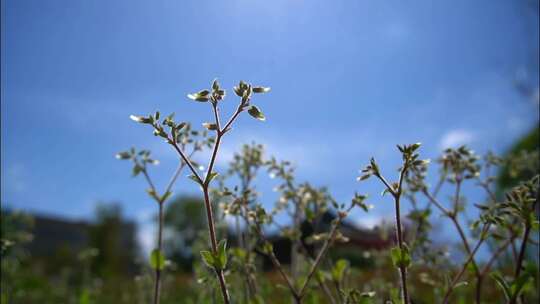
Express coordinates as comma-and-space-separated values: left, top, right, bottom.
187, 79, 226, 104
439, 146, 480, 182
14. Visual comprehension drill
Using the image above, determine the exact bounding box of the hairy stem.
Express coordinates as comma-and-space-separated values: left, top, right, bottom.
377, 167, 410, 304
203, 173, 230, 304
153, 202, 164, 304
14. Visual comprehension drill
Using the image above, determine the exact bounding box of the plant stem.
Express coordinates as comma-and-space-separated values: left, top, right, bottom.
139, 156, 192, 304
509, 219, 533, 304
298, 241, 337, 304
153, 202, 164, 304
203, 173, 230, 304
195, 102, 247, 304
376, 167, 410, 304
394, 195, 410, 304
514, 225, 531, 279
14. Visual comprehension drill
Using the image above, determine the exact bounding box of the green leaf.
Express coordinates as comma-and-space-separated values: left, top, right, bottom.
206, 172, 219, 184
531, 220, 539, 230
129, 115, 152, 124
390, 247, 401, 267
390, 246, 411, 269
79, 289, 90, 304
212, 79, 220, 91
132, 165, 143, 177
247, 105, 266, 121
175, 122, 187, 131
411, 142, 421, 151
357, 174, 371, 181
202, 122, 218, 131
233, 86, 243, 97
187, 90, 210, 102
510, 272, 533, 299
252, 86, 270, 93
331, 259, 349, 282
150, 249, 165, 270
188, 174, 202, 185
115, 151, 131, 160
200, 250, 215, 268
161, 191, 172, 202
262, 242, 273, 254
146, 188, 159, 200
491, 272, 511, 301
216, 239, 228, 269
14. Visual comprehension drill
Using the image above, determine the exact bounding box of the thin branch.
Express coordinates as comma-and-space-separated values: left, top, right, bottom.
375, 174, 396, 197
221, 102, 244, 134
254, 223, 300, 299
298, 218, 341, 299
422, 189, 451, 216
170, 140, 203, 183
162, 148, 196, 198
480, 237, 514, 277
442, 224, 490, 304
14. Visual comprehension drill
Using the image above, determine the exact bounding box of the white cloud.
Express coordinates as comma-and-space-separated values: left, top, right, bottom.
438, 129, 474, 150
138, 225, 155, 256
353, 214, 388, 229
135, 208, 156, 256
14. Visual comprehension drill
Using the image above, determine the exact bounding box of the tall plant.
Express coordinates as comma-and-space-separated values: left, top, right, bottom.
122, 79, 270, 304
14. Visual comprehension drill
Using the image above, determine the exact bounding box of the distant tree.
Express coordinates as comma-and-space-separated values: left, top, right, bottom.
497, 127, 539, 192
162, 196, 206, 271
89, 203, 138, 277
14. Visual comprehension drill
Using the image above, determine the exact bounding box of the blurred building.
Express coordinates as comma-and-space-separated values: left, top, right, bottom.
25, 212, 138, 275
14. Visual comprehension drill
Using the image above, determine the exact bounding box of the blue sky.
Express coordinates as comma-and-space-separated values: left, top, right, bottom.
2, 0, 539, 253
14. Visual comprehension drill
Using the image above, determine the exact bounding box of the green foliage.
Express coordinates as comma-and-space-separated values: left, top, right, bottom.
247, 105, 266, 121
390, 246, 411, 269
331, 259, 349, 283
199, 240, 228, 270
150, 249, 165, 270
